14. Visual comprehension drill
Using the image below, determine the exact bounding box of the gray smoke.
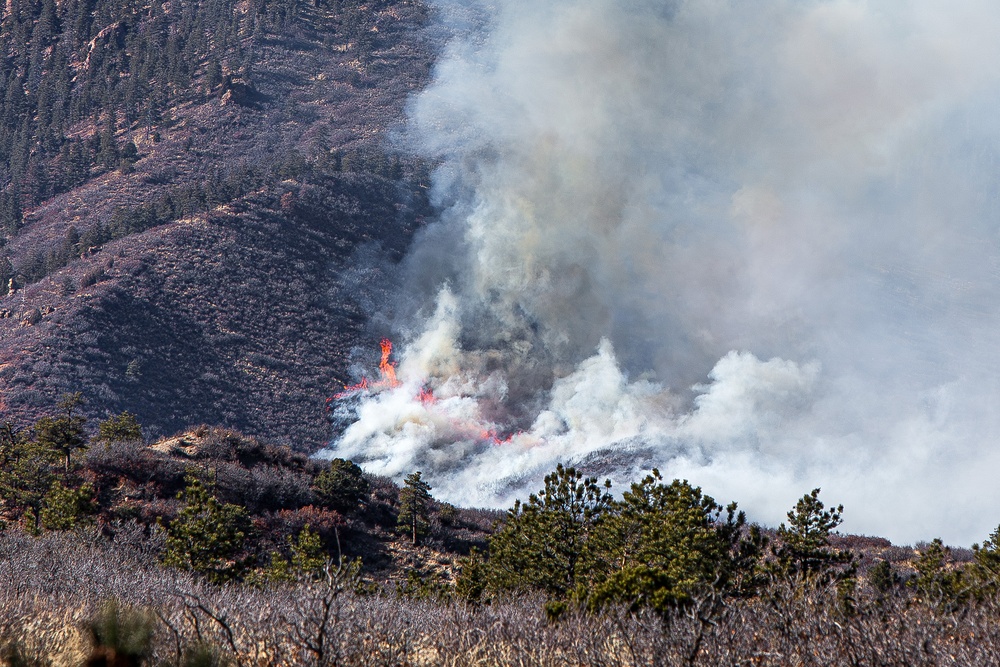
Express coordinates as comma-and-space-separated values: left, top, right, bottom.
322, 0, 1000, 545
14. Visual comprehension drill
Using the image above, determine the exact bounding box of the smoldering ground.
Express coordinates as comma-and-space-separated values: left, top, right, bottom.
323, 0, 1000, 545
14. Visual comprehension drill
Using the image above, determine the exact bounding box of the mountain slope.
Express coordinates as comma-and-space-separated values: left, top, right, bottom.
0, 0, 436, 447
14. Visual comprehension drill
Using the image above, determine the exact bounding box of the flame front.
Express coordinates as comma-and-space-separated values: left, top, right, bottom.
331, 338, 401, 400
328, 338, 519, 446
378, 338, 398, 387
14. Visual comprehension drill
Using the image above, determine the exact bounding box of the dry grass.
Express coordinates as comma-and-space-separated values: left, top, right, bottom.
2, 527, 1000, 666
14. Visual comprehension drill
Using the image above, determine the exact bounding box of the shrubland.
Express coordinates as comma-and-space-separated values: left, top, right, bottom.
0, 395, 998, 664
0, 0, 437, 448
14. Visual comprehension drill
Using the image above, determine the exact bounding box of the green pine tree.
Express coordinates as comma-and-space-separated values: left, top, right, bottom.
486, 464, 613, 601
589, 471, 764, 613
455, 547, 488, 603
867, 559, 899, 597
0, 422, 59, 531
771, 488, 854, 585
312, 458, 369, 513
96, 411, 143, 444
913, 538, 967, 609
970, 524, 1000, 596
40, 480, 97, 531
162, 472, 253, 583
264, 524, 328, 584
34, 392, 87, 471
397, 471, 433, 545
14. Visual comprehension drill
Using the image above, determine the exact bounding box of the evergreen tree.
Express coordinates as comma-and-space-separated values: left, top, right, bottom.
0, 422, 60, 531
96, 411, 143, 444
205, 58, 223, 92
397, 471, 432, 546
487, 464, 613, 600
264, 525, 327, 583
868, 559, 900, 597
162, 472, 253, 583
455, 547, 488, 604
97, 112, 119, 169
912, 538, 967, 609
970, 524, 1000, 596
312, 458, 369, 513
771, 488, 854, 585
589, 471, 764, 613
40, 480, 97, 530
34, 392, 87, 471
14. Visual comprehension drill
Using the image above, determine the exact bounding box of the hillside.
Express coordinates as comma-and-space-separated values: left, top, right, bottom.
0, 0, 436, 448
0, 413, 992, 666
83, 425, 496, 583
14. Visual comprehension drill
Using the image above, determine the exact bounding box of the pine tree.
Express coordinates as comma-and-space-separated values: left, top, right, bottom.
96, 411, 143, 444
868, 559, 899, 597
34, 392, 88, 471
0, 422, 59, 531
162, 472, 253, 583
97, 112, 119, 169
312, 458, 369, 513
455, 547, 488, 603
971, 524, 1000, 596
397, 471, 432, 545
487, 464, 613, 600
40, 480, 97, 530
265, 524, 328, 583
771, 488, 854, 585
589, 471, 764, 613
913, 538, 967, 609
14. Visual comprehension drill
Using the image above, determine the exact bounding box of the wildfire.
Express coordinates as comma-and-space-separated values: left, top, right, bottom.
480, 428, 517, 446
417, 386, 436, 404
327, 339, 519, 447
331, 338, 402, 400
377, 338, 398, 386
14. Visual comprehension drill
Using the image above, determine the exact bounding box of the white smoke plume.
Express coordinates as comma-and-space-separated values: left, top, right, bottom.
323, 0, 1000, 545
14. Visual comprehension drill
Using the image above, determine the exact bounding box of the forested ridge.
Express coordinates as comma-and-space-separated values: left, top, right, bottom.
0, 0, 404, 236
0, 0, 434, 446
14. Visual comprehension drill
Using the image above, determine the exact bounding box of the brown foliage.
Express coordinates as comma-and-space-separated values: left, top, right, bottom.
3, 527, 1000, 666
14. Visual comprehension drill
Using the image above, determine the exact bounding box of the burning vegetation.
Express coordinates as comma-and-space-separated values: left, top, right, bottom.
333, 339, 402, 399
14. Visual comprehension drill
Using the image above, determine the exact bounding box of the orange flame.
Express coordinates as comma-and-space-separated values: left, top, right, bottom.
331, 338, 402, 401
378, 338, 399, 387
325, 340, 519, 446
479, 428, 519, 446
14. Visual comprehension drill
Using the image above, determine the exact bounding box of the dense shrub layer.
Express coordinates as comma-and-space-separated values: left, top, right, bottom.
2, 527, 1000, 666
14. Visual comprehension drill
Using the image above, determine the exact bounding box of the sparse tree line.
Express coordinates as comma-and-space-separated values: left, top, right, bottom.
0, 393, 469, 584
6, 394, 1000, 662
0, 0, 387, 213
452, 464, 1000, 623
5, 142, 430, 292
0, 0, 267, 227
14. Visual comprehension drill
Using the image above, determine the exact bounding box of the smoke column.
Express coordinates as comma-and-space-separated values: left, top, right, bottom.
323, 0, 1000, 545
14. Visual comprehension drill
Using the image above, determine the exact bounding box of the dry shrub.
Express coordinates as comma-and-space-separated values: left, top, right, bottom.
4, 527, 1000, 666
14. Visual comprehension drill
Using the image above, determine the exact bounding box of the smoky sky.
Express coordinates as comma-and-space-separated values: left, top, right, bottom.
326, 0, 1000, 545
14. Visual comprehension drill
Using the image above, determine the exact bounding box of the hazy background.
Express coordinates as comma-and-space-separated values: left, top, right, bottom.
323, 0, 1000, 546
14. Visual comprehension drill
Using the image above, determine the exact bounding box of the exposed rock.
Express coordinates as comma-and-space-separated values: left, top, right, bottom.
220, 76, 263, 108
